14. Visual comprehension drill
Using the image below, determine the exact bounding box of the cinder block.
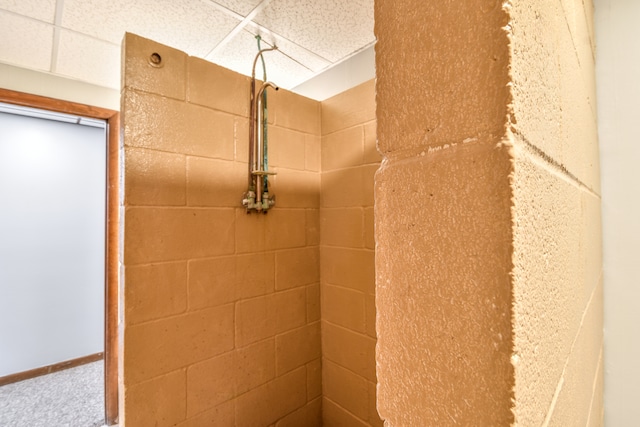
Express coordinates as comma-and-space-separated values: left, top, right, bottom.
269, 169, 320, 209
275, 398, 322, 427
276, 322, 321, 375
124, 304, 234, 384
187, 256, 236, 310
125, 261, 188, 325
272, 89, 320, 135
321, 284, 366, 333
321, 80, 376, 135
320, 247, 375, 294
188, 57, 250, 117
264, 209, 307, 250
123, 91, 234, 160
306, 209, 320, 246
269, 126, 306, 170
235, 338, 276, 395
375, 141, 514, 426
322, 322, 376, 382
125, 147, 186, 206
306, 358, 322, 400
322, 397, 369, 427
323, 359, 369, 420
235, 288, 306, 347
306, 283, 321, 323
235, 252, 276, 300
235, 368, 307, 427
320, 207, 364, 248
305, 134, 321, 172
186, 351, 236, 417
321, 126, 363, 171
123, 33, 186, 100
176, 400, 235, 427
321, 167, 364, 208
275, 247, 319, 290
234, 117, 250, 162
124, 207, 235, 264
186, 157, 246, 207
125, 369, 187, 426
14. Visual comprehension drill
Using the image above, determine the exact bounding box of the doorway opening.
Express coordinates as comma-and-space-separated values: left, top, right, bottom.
0, 88, 119, 426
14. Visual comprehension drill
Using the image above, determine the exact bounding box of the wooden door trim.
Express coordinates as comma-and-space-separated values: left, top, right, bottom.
0, 88, 120, 426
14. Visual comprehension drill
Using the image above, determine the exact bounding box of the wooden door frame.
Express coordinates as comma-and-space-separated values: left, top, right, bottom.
0, 88, 120, 425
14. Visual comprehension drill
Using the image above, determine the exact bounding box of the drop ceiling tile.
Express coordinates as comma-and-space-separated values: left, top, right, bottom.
207, 29, 313, 90
207, 29, 262, 77
254, 0, 375, 63
260, 51, 315, 90
210, 0, 263, 16
245, 23, 331, 73
0, 0, 56, 23
0, 11, 52, 71
62, 0, 240, 57
56, 30, 121, 89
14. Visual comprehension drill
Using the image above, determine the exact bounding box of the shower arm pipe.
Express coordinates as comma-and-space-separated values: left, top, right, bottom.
255, 81, 279, 207
251, 46, 278, 81
248, 46, 278, 189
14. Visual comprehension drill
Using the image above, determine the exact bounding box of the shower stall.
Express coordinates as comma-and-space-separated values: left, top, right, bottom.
121, 33, 380, 427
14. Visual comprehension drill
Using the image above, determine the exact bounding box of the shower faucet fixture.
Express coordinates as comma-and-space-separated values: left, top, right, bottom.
243, 38, 279, 213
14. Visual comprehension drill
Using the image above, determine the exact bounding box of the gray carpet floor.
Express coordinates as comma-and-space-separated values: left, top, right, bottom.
0, 361, 105, 427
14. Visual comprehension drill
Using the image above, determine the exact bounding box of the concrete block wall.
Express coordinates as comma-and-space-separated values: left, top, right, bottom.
319, 80, 382, 426
509, 0, 603, 425
374, 1, 515, 425
121, 33, 322, 427
374, 0, 602, 425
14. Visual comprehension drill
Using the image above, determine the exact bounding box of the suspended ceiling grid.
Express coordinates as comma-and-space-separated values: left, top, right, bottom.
0, 0, 375, 93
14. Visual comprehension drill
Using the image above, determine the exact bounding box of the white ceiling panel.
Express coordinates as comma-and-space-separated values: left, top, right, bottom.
62, 0, 240, 57
208, 29, 313, 90
55, 30, 121, 89
245, 23, 331, 73
260, 49, 317, 89
209, 0, 263, 16
254, 0, 375, 63
207, 29, 265, 77
0, 0, 376, 99
0, 11, 52, 71
0, 0, 56, 23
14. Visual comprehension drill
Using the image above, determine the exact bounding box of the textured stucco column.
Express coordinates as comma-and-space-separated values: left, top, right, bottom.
374, 1, 514, 425
374, 0, 602, 425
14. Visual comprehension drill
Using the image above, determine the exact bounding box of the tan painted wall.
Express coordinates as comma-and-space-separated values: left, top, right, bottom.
121, 33, 322, 427
319, 80, 382, 426
509, 0, 603, 425
374, 0, 602, 425
374, 1, 514, 425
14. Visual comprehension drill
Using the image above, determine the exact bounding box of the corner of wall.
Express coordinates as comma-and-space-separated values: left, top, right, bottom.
319, 78, 381, 427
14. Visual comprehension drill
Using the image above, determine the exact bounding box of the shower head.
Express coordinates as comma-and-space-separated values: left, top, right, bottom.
257, 81, 279, 96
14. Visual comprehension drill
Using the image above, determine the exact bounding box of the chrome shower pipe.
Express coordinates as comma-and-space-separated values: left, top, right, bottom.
255, 81, 279, 208
249, 46, 278, 189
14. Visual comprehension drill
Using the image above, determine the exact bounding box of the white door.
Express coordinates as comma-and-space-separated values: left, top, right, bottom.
0, 103, 106, 377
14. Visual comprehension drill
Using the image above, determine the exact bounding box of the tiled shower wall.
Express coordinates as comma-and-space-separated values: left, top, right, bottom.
319, 81, 382, 426
122, 33, 323, 426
